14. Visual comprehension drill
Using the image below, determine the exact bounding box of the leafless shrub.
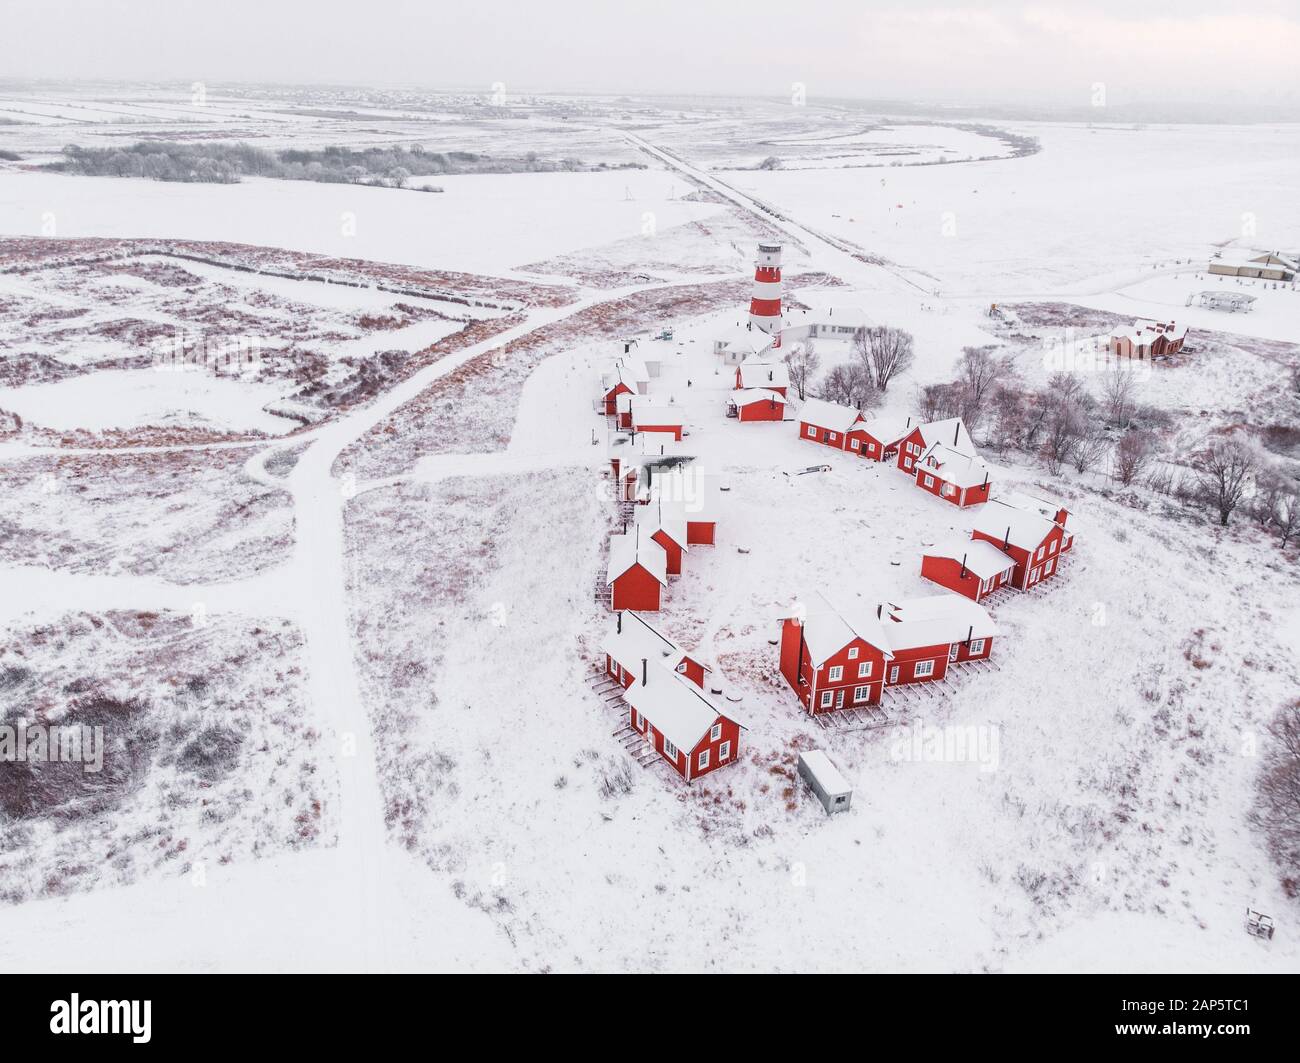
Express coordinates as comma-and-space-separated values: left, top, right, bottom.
598, 760, 635, 799
1251, 700, 1300, 893
1102, 363, 1142, 428
1113, 429, 1156, 486
819, 362, 879, 411
782, 341, 820, 402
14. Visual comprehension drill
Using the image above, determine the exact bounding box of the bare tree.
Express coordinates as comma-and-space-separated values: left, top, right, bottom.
1041, 402, 1085, 475
955, 346, 1012, 427
1251, 468, 1286, 529
782, 341, 820, 402
1102, 363, 1141, 428
818, 362, 879, 410
918, 381, 968, 423
1112, 429, 1155, 486
1250, 700, 1300, 890
855, 325, 915, 392
1274, 492, 1300, 549
1071, 420, 1109, 474
1193, 435, 1258, 526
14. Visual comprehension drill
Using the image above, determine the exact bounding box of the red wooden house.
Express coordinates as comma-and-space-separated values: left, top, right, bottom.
623, 394, 684, 441
605, 530, 668, 611
623, 662, 744, 781
896, 417, 974, 476
601, 610, 708, 690
971, 499, 1072, 591
733, 388, 787, 423
914, 443, 992, 508
846, 414, 910, 461
920, 535, 1017, 602
879, 595, 999, 685
635, 501, 689, 575
778, 594, 894, 714
797, 398, 863, 451
735, 360, 790, 397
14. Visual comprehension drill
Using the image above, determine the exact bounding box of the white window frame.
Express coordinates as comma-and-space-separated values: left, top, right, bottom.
828, 665, 843, 682
710, 722, 721, 742
853, 685, 871, 703
1046, 558, 1055, 575
847, 646, 859, 660
698, 749, 710, 771
719, 741, 731, 761
806, 424, 816, 437
866, 443, 876, 455
828, 432, 838, 442
819, 691, 833, 709
1049, 539, 1058, 555
857, 661, 872, 678
923, 474, 935, 488
663, 738, 678, 761
914, 659, 935, 678
969, 638, 985, 655
849, 439, 860, 451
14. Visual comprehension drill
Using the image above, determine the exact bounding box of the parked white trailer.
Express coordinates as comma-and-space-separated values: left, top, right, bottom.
798, 750, 852, 815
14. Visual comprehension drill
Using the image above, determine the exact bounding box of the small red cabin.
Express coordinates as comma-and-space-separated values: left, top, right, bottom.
796, 397, 862, 452
734, 388, 787, 423
920, 537, 1017, 602
605, 530, 668, 611
635, 502, 689, 576
623, 663, 744, 781
914, 443, 992, 508
602, 610, 708, 690
735, 360, 790, 397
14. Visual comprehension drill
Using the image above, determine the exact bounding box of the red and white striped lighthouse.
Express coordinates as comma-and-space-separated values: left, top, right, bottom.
749, 242, 782, 336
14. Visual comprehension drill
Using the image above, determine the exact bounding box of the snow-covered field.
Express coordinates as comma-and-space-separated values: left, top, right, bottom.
1, 86, 1297, 973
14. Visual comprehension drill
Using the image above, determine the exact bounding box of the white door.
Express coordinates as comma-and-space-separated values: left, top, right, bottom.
835, 688, 845, 710
949, 644, 959, 662
889, 666, 899, 684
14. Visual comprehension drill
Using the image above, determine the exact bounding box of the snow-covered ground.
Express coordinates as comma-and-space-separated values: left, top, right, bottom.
1, 88, 1297, 972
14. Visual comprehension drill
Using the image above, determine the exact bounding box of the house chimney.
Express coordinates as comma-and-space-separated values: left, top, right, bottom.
960, 552, 968, 579
981, 472, 989, 493
966, 624, 973, 645
877, 604, 882, 619
953, 422, 959, 446
642, 658, 647, 686
1003, 527, 1011, 551
617, 612, 623, 634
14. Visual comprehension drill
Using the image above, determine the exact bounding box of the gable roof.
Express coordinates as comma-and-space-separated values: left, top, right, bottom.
994, 490, 1068, 526
716, 324, 771, 354
915, 417, 975, 456
601, 610, 705, 679
635, 500, 689, 550
734, 387, 787, 408
972, 499, 1058, 553
882, 595, 999, 649
622, 664, 743, 754
781, 592, 895, 667
852, 413, 912, 447
737, 360, 791, 389
605, 530, 668, 587
919, 443, 992, 489
798, 397, 862, 434
923, 534, 1018, 579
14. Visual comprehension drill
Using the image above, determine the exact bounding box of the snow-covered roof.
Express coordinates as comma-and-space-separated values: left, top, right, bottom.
816, 306, 869, 328
601, 610, 676, 674
715, 324, 771, 353
737, 360, 791, 389
623, 664, 741, 755
635, 499, 689, 550
605, 530, 668, 586
645, 467, 719, 520
733, 387, 787, 408
972, 499, 1057, 552
923, 535, 1017, 579
782, 592, 895, 667
919, 443, 992, 489
617, 356, 650, 383
799, 750, 851, 795
1110, 318, 1189, 345
626, 394, 683, 426
916, 417, 975, 456
995, 490, 1067, 525
883, 595, 999, 649
853, 413, 912, 446
601, 363, 636, 395
798, 397, 862, 433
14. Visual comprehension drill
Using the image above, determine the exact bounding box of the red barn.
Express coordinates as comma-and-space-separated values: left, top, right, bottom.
971, 499, 1071, 590
605, 530, 668, 611
624, 663, 744, 781
846, 414, 910, 461
920, 536, 1017, 602
735, 360, 790, 397
896, 417, 974, 476
778, 595, 893, 714
602, 610, 708, 690
914, 443, 992, 508
733, 388, 787, 422
797, 397, 863, 451
635, 501, 689, 575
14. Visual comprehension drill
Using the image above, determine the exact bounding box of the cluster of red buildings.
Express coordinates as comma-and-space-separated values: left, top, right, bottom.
602, 610, 745, 781
797, 402, 994, 509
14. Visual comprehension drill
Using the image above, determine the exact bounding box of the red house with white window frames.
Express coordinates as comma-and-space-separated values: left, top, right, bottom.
914, 442, 992, 508
601, 610, 708, 690
623, 662, 744, 781
797, 398, 863, 452
920, 536, 1018, 602
605, 529, 668, 611
778, 594, 894, 714
896, 417, 975, 475
970, 499, 1072, 591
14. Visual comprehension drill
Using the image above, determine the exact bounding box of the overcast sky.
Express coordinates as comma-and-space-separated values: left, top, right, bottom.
7, 0, 1300, 110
